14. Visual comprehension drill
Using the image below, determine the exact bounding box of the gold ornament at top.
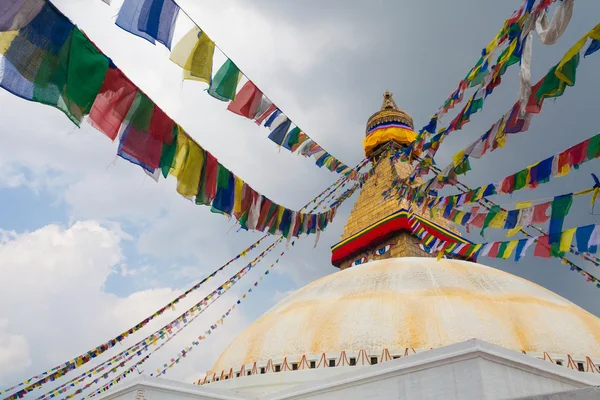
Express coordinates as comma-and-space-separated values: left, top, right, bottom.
366, 91, 414, 133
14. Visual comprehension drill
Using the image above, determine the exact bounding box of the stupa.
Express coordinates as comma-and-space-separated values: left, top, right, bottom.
100, 94, 600, 400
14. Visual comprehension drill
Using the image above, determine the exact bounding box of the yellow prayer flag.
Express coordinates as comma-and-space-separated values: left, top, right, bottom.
452, 150, 466, 167
176, 134, 205, 198
556, 25, 600, 85
437, 250, 445, 261
170, 26, 215, 84
233, 177, 244, 214
0, 31, 18, 55
506, 226, 522, 238
489, 211, 507, 229
498, 39, 518, 66
502, 240, 519, 259
515, 201, 532, 209
276, 206, 285, 229
559, 228, 577, 254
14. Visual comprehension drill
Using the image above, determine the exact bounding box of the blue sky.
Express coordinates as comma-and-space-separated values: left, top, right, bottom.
1, 0, 600, 395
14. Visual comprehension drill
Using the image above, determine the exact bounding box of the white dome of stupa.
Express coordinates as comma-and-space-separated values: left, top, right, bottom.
211, 257, 600, 375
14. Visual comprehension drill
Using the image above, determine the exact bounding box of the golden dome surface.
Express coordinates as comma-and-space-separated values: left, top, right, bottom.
212, 257, 600, 373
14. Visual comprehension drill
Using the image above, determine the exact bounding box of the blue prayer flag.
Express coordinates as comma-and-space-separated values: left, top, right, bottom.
585, 40, 600, 58
263, 109, 281, 128
575, 224, 595, 253
268, 118, 291, 146
116, 0, 179, 49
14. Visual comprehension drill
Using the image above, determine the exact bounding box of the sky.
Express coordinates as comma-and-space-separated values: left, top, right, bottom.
1, 0, 600, 395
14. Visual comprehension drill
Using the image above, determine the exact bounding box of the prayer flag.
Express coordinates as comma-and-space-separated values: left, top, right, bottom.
548, 193, 573, 251
559, 228, 577, 255
534, 235, 551, 258
233, 177, 244, 215
212, 164, 235, 215
89, 66, 137, 140
196, 152, 218, 205
170, 26, 214, 84
575, 224, 594, 252
0, 0, 44, 32
174, 134, 204, 198
284, 127, 301, 150
116, 0, 179, 49
532, 202, 551, 224
254, 100, 275, 125
585, 39, 600, 57
208, 59, 241, 102
268, 117, 291, 146
227, 81, 262, 119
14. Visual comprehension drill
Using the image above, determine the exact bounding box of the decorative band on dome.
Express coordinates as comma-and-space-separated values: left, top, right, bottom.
331, 209, 472, 266
367, 121, 414, 136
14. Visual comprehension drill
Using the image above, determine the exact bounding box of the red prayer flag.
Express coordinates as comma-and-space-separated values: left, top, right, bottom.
149, 106, 174, 144
202, 153, 219, 203
121, 106, 173, 169
470, 213, 486, 228
558, 151, 570, 173
256, 198, 273, 230
488, 242, 501, 258
532, 202, 551, 224
568, 141, 588, 167
227, 81, 263, 119
525, 79, 544, 114
89, 67, 137, 140
501, 174, 515, 194
534, 235, 551, 258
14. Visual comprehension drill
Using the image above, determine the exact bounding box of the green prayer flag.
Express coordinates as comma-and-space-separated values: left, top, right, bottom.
586, 134, 600, 161
514, 169, 529, 191
65, 29, 109, 119
481, 205, 501, 236
286, 127, 301, 148
536, 54, 579, 103
127, 92, 154, 132
160, 125, 179, 178
497, 242, 509, 258
208, 59, 241, 102
549, 194, 573, 257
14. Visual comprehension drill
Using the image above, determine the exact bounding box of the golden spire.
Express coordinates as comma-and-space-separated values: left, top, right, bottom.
381, 90, 399, 111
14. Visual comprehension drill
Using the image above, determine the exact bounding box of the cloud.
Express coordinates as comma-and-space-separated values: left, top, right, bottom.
0, 221, 255, 390
0, 320, 31, 379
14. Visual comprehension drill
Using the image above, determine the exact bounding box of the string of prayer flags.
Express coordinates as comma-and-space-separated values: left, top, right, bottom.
405, 132, 600, 207
59, 240, 284, 400
0, 0, 352, 243
170, 26, 215, 84
35, 170, 356, 400
107, 0, 359, 178
439, 23, 600, 184
420, 187, 596, 240
156, 247, 290, 378
0, 5, 109, 125
116, 0, 179, 49
405, 0, 559, 163
34, 239, 284, 400
411, 220, 600, 289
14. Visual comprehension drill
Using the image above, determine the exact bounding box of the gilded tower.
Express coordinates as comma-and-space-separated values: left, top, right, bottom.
331, 92, 467, 270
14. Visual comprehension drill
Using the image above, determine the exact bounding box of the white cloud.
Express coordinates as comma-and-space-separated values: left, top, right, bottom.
0, 221, 256, 391
0, 319, 31, 379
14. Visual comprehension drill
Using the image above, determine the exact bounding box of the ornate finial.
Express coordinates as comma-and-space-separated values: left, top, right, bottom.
381, 91, 399, 111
